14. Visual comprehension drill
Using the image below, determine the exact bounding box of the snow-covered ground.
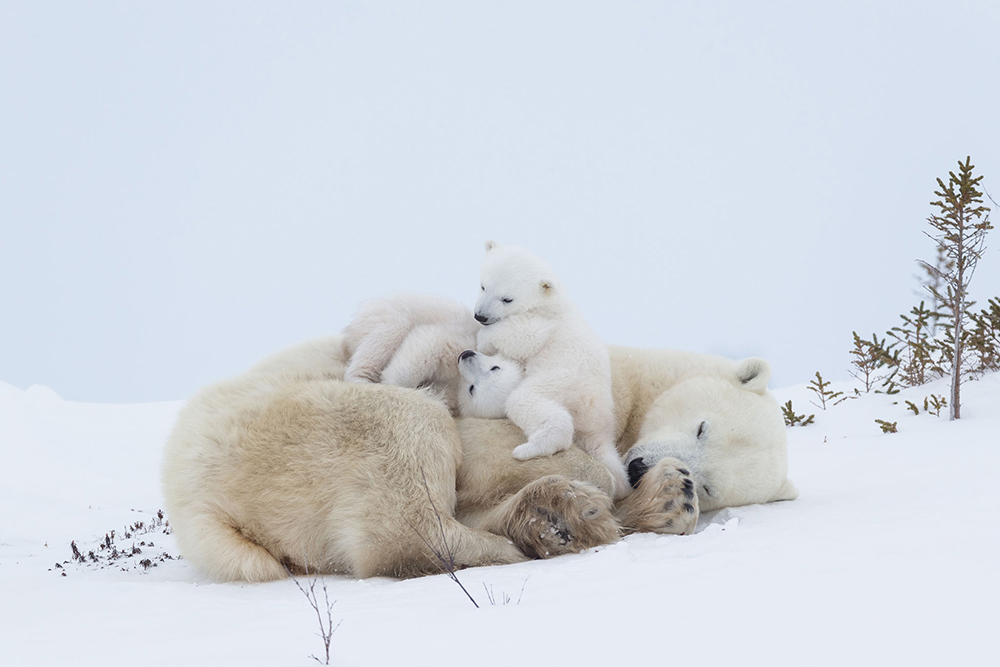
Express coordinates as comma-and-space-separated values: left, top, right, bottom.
1, 373, 997, 666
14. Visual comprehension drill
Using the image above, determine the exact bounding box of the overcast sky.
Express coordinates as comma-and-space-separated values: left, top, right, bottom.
2, 1, 998, 403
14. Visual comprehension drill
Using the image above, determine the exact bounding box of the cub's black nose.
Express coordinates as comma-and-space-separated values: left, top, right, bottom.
474, 313, 489, 323
627, 458, 649, 488
459, 350, 476, 361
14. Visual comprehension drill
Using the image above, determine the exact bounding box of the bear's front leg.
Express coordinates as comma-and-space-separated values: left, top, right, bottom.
466, 475, 621, 558
614, 457, 699, 535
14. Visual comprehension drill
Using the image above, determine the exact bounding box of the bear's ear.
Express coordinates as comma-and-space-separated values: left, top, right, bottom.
770, 477, 799, 502
484, 240, 497, 253
735, 357, 770, 394
540, 279, 554, 294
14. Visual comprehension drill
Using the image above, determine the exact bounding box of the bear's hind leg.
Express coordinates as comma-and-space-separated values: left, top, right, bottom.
465, 475, 620, 559
349, 514, 528, 579
176, 510, 288, 582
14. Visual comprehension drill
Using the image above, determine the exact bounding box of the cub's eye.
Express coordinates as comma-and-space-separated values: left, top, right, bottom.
469, 385, 475, 395
501, 297, 513, 303
490, 366, 500, 371
481, 285, 485, 291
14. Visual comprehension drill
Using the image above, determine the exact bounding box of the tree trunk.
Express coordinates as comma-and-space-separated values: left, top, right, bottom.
950, 315, 961, 420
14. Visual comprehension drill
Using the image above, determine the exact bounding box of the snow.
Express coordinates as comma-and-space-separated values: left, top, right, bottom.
1, 374, 998, 666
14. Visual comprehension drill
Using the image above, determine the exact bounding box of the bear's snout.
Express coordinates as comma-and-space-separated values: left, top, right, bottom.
627, 458, 649, 488
459, 350, 476, 362
474, 313, 489, 324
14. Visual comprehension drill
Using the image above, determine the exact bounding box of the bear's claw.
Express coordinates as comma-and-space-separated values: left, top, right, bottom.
499, 475, 619, 558
614, 457, 699, 535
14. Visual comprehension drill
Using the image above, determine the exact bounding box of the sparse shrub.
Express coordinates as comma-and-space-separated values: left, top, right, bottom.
56, 509, 177, 576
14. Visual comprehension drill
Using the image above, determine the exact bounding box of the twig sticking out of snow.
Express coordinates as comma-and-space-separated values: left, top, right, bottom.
287, 560, 342, 666
404, 467, 480, 608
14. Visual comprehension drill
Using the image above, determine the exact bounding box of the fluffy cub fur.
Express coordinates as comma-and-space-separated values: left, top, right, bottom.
341, 293, 479, 415
475, 241, 629, 498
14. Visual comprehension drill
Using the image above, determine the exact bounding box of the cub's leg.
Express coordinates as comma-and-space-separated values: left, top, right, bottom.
615, 457, 699, 535
504, 384, 574, 460
343, 321, 413, 383
461, 475, 620, 559
576, 427, 631, 500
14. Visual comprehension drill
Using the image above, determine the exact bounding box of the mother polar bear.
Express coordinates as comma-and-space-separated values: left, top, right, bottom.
162, 336, 798, 582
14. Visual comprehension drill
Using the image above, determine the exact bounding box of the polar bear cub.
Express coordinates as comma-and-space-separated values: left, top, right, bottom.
456, 349, 524, 419
474, 241, 630, 498
342, 293, 480, 414
342, 293, 523, 418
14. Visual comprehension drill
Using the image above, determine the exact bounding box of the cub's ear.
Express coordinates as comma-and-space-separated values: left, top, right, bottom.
540, 279, 554, 294
735, 357, 771, 394
770, 477, 799, 502
484, 240, 497, 253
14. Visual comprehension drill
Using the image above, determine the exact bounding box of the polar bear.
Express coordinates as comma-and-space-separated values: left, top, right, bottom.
475, 241, 629, 498
162, 336, 797, 582
341, 293, 479, 414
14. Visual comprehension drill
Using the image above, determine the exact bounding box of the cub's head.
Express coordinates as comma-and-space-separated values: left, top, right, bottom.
474, 240, 561, 326
623, 357, 798, 512
456, 349, 524, 418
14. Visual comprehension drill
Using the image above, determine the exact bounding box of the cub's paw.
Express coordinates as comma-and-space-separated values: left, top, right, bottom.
512, 441, 551, 460
502, 475, 620, 558
615, 457, 699, 535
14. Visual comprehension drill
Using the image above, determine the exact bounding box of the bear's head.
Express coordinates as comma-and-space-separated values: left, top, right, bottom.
456, 349, 524, 419
623, 357, 798, 512
474, 241, 561, 325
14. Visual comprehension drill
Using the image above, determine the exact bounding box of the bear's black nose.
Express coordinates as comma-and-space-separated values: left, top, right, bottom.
459, 350, 476, 361
627, 458, 649, 488
474, 313, 488, 324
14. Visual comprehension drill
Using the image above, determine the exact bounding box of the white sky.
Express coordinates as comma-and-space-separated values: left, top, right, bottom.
2, 1, 998, 402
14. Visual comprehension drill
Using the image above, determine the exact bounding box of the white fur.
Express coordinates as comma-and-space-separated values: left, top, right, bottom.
474, 241, 630, 498
341, 293, 480, 414
161, 335, 526, 582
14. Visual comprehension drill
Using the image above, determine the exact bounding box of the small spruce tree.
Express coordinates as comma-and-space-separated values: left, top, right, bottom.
781, 401, 815, 427
887, 301, 936, 388
916, 244, 954, 337
923, 394, 947, 417
875, 419, 898, 434
808, 372, 844, 410
921, 157, 993, 420
848, 331, 897, 393
967, 297, 1000, 376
